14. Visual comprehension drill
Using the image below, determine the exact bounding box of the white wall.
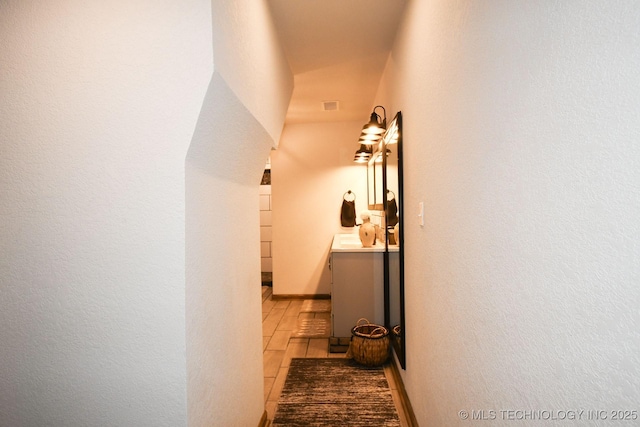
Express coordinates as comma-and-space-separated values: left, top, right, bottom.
0, 0, 292, 426
0, 1, 212, 425
211, 0, 292, 143
382, 1, 640, 425
186, 73, 275, 427
271, 121, 370, 296
185, 1, 292, 426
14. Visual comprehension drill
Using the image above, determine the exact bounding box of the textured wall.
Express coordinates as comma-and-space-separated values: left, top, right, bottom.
185, 1, 292, 425
211, 0, 292, 144
382, 1, 640, 425
0, 0, 292, 425
186, 73, 273, 427
271, 121, 370, 296
0, 1, 212, 425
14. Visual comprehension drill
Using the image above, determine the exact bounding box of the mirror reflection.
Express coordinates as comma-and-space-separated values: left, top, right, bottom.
367, 155, 384, 211
359, 110, 404, 368
374, 112, 405, 369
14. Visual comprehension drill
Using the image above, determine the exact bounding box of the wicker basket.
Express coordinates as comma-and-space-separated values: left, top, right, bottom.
392, 325, 401, 338
346, 318, 390, 366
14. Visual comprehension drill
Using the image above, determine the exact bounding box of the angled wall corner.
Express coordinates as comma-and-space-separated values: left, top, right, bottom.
186, 72, 275, 184
185, 1, 293, 425
0, 1, 213, 426
211, 0, 293, 145
185, 71, 274, 427
0, 0, 291, 425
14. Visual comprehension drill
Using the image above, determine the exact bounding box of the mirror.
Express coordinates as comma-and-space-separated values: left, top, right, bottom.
367, 152, 384, 210
381, 112, 405, 369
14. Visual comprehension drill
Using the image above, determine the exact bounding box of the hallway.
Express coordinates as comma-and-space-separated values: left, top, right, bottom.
2, 2, 639, 425
261, 286, 410, 425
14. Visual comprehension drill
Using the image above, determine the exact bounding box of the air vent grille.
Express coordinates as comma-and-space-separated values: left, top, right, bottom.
322, 101, 339, 111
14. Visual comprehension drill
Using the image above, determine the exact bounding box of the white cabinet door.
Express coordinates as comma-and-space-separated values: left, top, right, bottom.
331, 252, 384, 337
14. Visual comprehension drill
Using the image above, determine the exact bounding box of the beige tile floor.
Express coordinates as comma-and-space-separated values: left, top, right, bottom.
261, 286, 409, 426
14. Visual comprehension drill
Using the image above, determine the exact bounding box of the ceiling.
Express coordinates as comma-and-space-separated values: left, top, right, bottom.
268, 0, 407, 124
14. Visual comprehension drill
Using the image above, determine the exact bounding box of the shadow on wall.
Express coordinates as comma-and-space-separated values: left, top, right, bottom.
185, 71, 274, 426
187, 72, 273, 184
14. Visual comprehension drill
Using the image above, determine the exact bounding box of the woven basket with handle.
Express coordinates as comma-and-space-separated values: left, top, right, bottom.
346, 318, 390, 366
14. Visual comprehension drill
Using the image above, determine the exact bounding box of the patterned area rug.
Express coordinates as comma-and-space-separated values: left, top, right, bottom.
272, 358, 401, 426
300, 299, 331, 313
290, 318, 330, 338
292, 301, 331, 338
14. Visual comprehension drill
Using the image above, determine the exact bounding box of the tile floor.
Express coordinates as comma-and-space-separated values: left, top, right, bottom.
261, 286, 410, 426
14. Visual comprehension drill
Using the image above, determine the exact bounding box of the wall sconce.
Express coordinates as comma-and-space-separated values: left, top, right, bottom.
353, 144, 373, 163
374, 148, 392, 163
361, 105, 387, 137
359, 134, 381, 145
353, 105, 387, 162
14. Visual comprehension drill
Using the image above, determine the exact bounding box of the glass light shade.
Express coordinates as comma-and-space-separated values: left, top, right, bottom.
353, 144, 372, 163
361, 112, 386, 135
359, 133, 381, 145
374, 148, 392, 163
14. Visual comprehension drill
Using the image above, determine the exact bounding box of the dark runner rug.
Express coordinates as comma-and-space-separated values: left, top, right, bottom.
272, 358, 401, 426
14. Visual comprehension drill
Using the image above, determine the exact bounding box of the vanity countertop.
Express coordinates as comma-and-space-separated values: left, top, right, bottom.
331, 233, 399, 253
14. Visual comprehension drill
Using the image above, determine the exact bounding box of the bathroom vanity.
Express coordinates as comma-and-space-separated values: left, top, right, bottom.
329, 234, 399, 338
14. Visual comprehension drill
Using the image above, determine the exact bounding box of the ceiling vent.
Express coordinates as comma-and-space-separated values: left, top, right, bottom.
322, 101, 339, 111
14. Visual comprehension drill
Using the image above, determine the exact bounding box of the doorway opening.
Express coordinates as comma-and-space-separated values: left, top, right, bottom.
260, 157, 273, 287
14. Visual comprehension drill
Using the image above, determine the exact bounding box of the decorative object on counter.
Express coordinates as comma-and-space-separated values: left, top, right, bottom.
358, 211, 376, 247
376, 225, 384, 244
386, 189, 398, 226
391, 222, 400, 245
346, 318, 390, 367
376, 215, 385, 244
388, 227, 396, 245
340, 190, 356, 227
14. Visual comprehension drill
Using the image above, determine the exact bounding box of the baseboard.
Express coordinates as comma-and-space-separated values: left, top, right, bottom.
389, 357, 420, 427
271, 294, 331, 300
329, 336, 351, 353
257, 409, 269, 427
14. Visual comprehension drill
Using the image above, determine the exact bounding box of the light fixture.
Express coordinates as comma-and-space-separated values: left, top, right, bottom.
374, 148, 392, 163
353, 144, 372, 163
353, 105, 387, 162
359, 134, 381, 145
360, 105, 386, 137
